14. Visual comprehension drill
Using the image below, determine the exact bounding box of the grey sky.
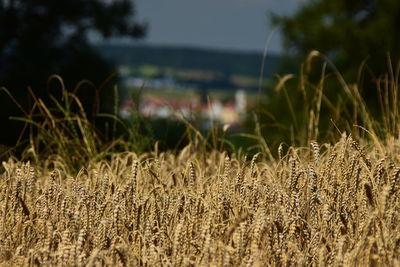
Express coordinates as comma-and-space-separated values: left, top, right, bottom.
133, 0, 306, 53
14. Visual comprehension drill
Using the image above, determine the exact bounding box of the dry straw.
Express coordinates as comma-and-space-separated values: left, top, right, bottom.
1, 136, 400, 266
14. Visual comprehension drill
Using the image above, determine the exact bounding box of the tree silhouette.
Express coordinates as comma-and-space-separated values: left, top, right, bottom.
257, 0, 400, 147
0, 0, 146, 146
272, 0, 400, 77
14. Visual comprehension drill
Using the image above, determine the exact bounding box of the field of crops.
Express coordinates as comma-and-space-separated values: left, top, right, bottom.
1, 134, 400, 266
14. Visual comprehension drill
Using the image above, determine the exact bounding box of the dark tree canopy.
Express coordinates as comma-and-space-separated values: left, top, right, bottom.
257, 0, 400, 148
272, 0, 400, 77
0, 0, 146, 146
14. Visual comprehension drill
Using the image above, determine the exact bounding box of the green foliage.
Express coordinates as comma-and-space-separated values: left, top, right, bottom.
272, 0, 400, 77
96, 44, 281, 78
257, 52, 400, 152
269, 0, 400, 123
259, 0, 400, 150
1, 76, 154, 174
0, 0, 146, 146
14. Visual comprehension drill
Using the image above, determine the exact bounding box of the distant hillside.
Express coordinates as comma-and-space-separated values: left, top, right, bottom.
95, 44, 281, 78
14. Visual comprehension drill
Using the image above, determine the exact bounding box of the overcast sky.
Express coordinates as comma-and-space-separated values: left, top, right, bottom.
133, 0, 306, 53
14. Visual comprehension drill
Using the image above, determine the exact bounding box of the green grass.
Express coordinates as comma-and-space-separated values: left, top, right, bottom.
1, 52, 400, 265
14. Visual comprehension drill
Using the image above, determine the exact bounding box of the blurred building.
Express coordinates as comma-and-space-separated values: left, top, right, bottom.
119, 89, 248, 129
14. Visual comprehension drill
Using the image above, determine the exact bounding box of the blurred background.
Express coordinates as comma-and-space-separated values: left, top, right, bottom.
1, 0, 399, 155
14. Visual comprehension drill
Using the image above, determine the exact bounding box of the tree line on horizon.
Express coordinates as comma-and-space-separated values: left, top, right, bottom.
1, 0, 399, 151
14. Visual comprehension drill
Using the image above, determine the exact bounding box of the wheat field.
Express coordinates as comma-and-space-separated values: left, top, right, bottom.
1, 133, 400, 266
